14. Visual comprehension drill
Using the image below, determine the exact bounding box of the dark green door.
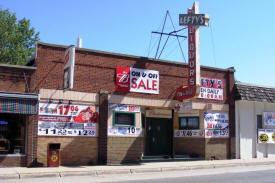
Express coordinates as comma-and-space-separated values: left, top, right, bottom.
146, 118, 172, 155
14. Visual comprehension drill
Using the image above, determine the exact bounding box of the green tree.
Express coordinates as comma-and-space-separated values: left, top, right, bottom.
0, 8, 39, 65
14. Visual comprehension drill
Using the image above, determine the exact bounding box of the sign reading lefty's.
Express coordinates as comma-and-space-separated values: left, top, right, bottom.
175, 2, 209, 102
116, 66, 159, 94
198, 77, 223, 100
179, 14, 209, 26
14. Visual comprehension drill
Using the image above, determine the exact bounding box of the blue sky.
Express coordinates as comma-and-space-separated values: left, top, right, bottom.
1, 0, 275, 87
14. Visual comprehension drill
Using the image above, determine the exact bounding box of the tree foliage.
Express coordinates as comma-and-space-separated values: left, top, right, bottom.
0, 8, 39, 65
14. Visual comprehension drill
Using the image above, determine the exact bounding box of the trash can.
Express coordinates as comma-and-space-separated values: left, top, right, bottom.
48, 143, 60, 167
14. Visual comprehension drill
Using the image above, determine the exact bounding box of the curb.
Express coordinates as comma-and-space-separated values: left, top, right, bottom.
1, 160, 275, 180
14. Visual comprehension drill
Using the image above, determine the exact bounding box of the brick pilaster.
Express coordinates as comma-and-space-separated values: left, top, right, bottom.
98, 90, 108, 165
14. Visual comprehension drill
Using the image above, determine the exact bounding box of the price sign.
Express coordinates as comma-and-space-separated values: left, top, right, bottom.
108, 126, 142, 137
38, 101, 98, 137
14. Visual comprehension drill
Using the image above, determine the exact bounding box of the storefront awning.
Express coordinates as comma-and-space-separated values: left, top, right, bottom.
0, 92, 38, 114
0, 92, 38, 100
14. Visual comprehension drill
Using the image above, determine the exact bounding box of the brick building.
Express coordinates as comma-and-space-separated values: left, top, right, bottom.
0, 41, 235, 166
0, 64, 38, 166
25, 42, 235, 166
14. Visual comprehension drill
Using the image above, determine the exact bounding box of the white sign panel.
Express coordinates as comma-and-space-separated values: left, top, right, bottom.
108, 126, 142, 137
116, 66, 159, 94
174, 102, 192, 112
205, 129, 229, 138
64, 46, 75, 90
130, 68, 159, 94
263, 112, 275, 126
198, 77, 223, 100
38, 122, 96, 136
258, 129, 275, 143
204, 112, 229, 129
38, 101, 98, 136
109, 104, 140, 112
174, 130, 204, 138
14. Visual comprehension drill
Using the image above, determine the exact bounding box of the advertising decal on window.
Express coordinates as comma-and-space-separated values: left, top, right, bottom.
38, 101, 98, 136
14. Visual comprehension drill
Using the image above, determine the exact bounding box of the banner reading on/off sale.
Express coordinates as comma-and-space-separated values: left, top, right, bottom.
116, 66, 159, 94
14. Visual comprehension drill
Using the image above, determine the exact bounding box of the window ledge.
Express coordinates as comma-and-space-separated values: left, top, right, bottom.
0, 154, 26, 157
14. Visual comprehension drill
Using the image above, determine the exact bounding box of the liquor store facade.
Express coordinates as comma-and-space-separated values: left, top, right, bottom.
0, 41, 235, 166
24, 42, 235, 166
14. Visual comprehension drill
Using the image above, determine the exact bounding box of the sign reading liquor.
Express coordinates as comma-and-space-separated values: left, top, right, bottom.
116, 66, 159, 94
38, 101, 98, 136
63, 46, 75, 90
198, 77, 223, 100
204, 112, 229, 129
258, 129, 275, 143
175, 2, 209, 102
263, 112, 275, 126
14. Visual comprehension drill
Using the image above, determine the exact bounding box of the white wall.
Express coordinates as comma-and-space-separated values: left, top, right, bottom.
236, 100, 275, 159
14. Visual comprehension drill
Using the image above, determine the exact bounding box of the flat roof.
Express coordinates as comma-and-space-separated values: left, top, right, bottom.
37, 41, 235, 73
0, 63, 36, 71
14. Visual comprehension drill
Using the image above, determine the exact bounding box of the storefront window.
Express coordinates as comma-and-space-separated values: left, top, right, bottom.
179, 117, 199, 129
0, 113, 26, 155
113, 111, 136, 127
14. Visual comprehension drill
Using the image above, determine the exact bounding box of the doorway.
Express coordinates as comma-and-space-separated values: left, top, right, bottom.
145, 118, 172, 156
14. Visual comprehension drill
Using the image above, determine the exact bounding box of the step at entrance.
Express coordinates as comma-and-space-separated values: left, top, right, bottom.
141, 155, 204, 163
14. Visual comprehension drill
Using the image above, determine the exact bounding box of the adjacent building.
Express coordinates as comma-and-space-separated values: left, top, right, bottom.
235, 82, 275, 159
0, 64, 38, 166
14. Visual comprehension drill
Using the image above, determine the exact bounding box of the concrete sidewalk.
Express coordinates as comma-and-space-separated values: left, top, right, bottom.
1, 158, 275, 180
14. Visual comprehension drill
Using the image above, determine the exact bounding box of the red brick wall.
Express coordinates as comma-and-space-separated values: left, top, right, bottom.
205, 138, 230, 160
0, 66, 33, 93
0, 156, 26, 167
37, 137, 98, 166
107, 137, 143, 164
26, 115, 38, 167
34, 43, 234, 105
174, 138, 205, 157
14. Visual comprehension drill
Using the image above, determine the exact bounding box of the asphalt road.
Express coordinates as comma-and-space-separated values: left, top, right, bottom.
2, 164, 275, 183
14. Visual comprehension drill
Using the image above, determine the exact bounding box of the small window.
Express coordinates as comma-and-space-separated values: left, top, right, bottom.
257, 115, 263, 141
257, 115, 262, 129
113, 111, 136, 127
179, 117, 199, 129
0, 114, 26, 155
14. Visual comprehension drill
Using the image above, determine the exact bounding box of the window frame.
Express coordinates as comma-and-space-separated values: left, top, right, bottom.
113, 111, 136, 127
0, 113, 27, 155
178, 116, 200, 130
